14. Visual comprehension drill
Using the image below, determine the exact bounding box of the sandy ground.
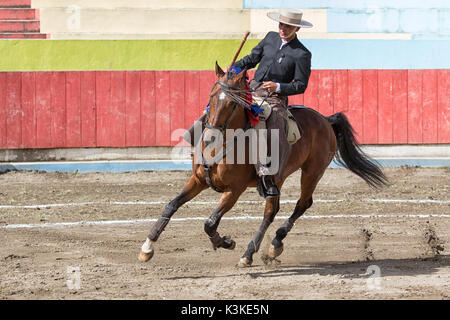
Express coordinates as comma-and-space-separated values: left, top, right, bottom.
0, 166, 449, 300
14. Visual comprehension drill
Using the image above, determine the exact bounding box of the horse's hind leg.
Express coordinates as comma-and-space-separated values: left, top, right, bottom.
267, 168, 325, 262
138, 175, 207, 262
204, 189, 245, 250
237, 196, 280, 267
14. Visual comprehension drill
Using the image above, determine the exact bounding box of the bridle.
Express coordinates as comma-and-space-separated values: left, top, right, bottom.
200, 78, 254, 193
204, 79, 252, 133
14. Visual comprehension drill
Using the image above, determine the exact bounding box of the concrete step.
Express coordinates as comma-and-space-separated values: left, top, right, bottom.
0, 0, 31, 8
32, 0, 242, 9
0, 8, 37, 20
39, 8, 250, 34
0, 20, 39, 32
38, 8, 328, 38
0, 32, 47, 38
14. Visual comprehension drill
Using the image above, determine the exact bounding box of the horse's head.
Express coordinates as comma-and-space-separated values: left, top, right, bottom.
206, 62, 249, 131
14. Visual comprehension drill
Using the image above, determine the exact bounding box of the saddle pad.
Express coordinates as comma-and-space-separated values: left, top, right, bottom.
286, 109, 301, 145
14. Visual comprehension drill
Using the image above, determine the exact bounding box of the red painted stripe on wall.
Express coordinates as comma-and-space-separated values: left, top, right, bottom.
5, 72, 22, 148
438, 69, 450, 144
303, 70, 319, 111
392, 70, 408, 144
169, 71, 185, 147
95, 71, 112, 147
35, 72, 52, 148
347, 70, 363, 143
140, 71, 156, 146
362, 70, 378, 144
422, 69, 438, 144
21, 72, 36, 148
184, 71, 201, 130
0, 69, 448, 150
110, 71, 126, 147
408, 70, 423, 144
0, 73, 6, 149
154, 71, 170, 147
126, 71, 141, 147
333, 70, 348, 114
317, 70, 334, 116
80, 71, 96, 147
51, 72, 66, 148
66, 71, 82, 148
377, 70, 393, 144
0, 0, 31, 7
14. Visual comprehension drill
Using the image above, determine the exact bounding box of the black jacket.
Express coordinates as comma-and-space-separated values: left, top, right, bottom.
235, 31, 312, 96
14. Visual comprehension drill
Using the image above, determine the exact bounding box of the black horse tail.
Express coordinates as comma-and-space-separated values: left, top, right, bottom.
326, 112, 389, 189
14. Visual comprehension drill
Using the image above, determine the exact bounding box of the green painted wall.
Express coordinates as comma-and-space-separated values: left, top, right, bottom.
0, 39, 261, 71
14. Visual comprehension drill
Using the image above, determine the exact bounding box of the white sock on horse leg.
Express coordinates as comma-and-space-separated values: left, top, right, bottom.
141, 238, 154, 253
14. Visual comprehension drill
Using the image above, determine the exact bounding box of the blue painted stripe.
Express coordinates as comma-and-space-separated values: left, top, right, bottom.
299, 39, 450, 69
0, 161, 192, 173
244, 0, 450, 9
327, 8, 450, 34
0, 158, 448, 173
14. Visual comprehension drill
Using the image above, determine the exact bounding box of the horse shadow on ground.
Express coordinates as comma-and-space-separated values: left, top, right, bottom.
164, 255, 450, 281
249, 254, 450, 279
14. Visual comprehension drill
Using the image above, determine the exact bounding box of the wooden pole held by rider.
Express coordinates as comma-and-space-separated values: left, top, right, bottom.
230, 31, 250, 67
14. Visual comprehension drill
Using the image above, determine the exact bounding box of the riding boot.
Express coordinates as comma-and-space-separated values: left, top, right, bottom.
182, 113, 207, 147
254, 106, 291, 198
257, 175, 280, 198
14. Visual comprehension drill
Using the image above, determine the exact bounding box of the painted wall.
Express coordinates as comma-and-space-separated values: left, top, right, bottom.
0, 39, 449, 71
0, 69, 448, 150
1, 1, 448, 150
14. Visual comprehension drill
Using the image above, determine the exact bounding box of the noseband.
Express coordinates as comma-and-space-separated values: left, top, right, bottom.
205, 80, 251, 132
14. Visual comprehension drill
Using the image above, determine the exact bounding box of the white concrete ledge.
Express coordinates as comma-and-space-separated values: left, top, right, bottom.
37, 7, 330, 37
0, 145, 448, 162
39, 8, 251, 34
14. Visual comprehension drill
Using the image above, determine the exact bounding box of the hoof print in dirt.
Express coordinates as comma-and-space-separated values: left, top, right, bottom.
423, 222, 445, 258
260, 253, 281, 267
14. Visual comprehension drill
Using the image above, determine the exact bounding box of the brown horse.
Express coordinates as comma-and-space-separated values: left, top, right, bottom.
138, 63, 388, 267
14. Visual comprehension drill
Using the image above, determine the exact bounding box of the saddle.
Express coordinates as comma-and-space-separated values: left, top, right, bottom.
251, 96, 301, 145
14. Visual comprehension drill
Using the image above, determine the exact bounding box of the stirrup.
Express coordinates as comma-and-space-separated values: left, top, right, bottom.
257, 176, 280, 199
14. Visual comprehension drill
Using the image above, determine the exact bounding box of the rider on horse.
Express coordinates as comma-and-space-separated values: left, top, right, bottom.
183, 9, 313, 198
140, 10, 388, 264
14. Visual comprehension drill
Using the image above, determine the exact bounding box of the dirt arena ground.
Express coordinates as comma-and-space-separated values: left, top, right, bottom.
0, 166, 449, 300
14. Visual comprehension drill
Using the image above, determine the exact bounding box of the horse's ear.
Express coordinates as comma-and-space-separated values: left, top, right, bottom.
215, 61, 225, 78
235, 68, 247, 82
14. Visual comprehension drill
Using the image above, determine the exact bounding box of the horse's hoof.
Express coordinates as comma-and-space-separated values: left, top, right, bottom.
223, 237, 236, 250
138, 250, 154, 262
268, 244, 283, 259
237, 257, 252, 268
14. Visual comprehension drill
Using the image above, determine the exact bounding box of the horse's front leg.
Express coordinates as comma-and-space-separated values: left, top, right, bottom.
138, 175, 207, 262
238, 196, 280, 267
204, 189, 244, 250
